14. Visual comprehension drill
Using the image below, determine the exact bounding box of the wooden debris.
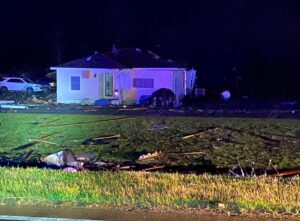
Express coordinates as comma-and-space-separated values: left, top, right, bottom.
269, 168, 300, 178
22, 150, 34, 162
92, 135, 121, 141
28, 139, 57, 145
41, 117, 135, 128
75, 154, 97, 162
13, 131, 62, 150
223, 127, 282, 143
144, 165, 165, 171
118, 166, 132, 170
41, 131, 63, 140
182, 127, 217, 139
138, 151, 164, 161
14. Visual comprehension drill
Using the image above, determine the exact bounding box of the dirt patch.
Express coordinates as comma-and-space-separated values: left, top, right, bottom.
0, 204, 295, 221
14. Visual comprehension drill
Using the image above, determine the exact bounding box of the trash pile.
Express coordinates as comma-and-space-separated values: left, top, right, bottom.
0, 92, 57, 110
40, 151, 96, 172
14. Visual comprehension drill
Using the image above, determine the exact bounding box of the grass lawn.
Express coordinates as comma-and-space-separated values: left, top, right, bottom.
1, 167, 300, 214
0, 113, 299, 169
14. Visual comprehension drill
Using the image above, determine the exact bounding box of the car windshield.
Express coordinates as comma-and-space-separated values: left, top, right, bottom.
23, 78, 34, 83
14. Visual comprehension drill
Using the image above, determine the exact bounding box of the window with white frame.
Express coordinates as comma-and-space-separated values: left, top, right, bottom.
71, 76, 80, 91
133, 78, 154, 88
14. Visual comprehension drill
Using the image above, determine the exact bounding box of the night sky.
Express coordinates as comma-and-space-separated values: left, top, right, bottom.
0, 0, 299, 99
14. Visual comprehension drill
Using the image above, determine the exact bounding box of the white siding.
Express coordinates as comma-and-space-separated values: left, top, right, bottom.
54, 67, 194, 104
56, 68, 114, 103
118, 69, 174, 104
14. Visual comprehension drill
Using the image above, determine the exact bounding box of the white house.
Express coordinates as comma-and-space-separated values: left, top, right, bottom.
51, 48, 196, 105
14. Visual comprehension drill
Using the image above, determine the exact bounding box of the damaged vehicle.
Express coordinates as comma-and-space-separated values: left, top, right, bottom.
0, 77, 45, 94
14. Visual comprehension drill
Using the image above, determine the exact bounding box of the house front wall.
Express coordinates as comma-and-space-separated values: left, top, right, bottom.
116, 68, 182, 104
56, 68, 116, 103
54, 67, 195, 105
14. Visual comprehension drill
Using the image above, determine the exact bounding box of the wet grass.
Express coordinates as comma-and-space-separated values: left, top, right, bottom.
0, 113, 299, 169
0, 167, 300, 214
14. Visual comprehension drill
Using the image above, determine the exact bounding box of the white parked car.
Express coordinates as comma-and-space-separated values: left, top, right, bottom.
0, 77, 44, 94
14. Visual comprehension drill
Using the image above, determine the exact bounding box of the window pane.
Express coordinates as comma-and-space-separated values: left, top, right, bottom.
133, 78, 154, 88
7, 79, 23, 83
71, 76, 80, 90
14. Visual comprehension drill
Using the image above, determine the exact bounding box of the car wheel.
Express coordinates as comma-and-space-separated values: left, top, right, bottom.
0, 86, 8, 94
26, 87, 34, 95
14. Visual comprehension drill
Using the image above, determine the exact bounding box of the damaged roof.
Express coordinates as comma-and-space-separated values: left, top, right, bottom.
55, 52, 124, 69
106, 48, 186, 68
54, 48, 186, 69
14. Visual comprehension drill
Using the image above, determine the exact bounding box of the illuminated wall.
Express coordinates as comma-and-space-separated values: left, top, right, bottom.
54, 67, 196, 104
56, 68, 115, 103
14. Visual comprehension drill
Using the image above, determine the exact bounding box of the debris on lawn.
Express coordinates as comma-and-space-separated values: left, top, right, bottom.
138, 150, 164, 161
82, 135, 121, 145
28, 139, 57, 145
92, 161, 108, 167
182, 127, 217, 139
40, 150, 81, 168
75, 154, 97, 162
21, 150, 35, 162
14, 131, 62, 151
0, 104, 28, 109
81, 98, 94, 105
31, 95, 49, 104
42, 117, 135, 128
143, 165, 165, 171
0, 100, 14, 104
148, 124, 168, 131
13, 142, 38, 151
63, 167, 78, 173
223, 127, 282, 144
269, 167, 300, 178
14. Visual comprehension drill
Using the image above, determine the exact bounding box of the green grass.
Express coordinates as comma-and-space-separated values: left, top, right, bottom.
1, 167, 300, 214
0, 113, 299, 169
